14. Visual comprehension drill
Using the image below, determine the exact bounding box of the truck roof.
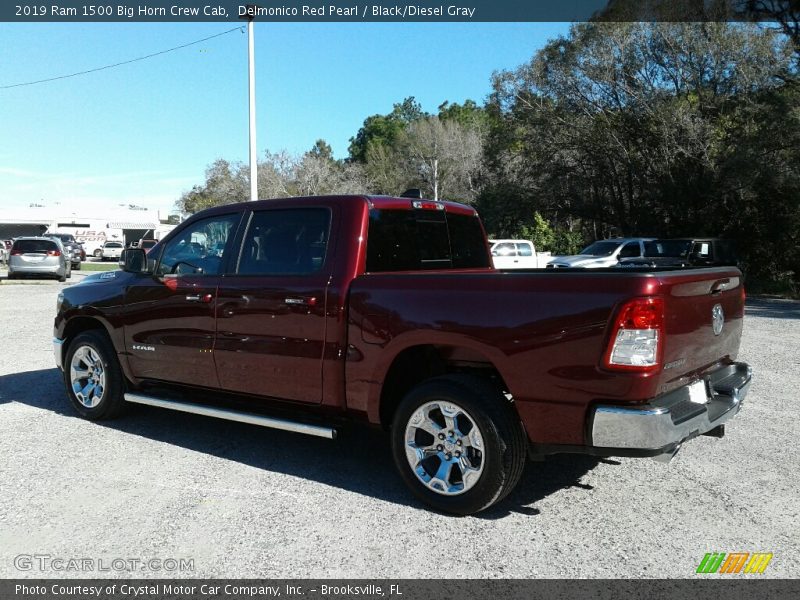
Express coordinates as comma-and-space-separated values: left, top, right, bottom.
190, 195, 478, 219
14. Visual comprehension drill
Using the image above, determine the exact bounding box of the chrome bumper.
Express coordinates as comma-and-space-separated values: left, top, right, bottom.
53, 337, 64, 369
591, 362, 752, 456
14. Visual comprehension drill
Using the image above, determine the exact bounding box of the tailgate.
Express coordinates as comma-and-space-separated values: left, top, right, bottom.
659, 268, 744, 391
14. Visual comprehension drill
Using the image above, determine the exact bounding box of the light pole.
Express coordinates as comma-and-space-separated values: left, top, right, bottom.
241, 7, 258, 201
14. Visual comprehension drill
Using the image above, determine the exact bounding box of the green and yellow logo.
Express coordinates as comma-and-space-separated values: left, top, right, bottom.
696, 552, 773, 574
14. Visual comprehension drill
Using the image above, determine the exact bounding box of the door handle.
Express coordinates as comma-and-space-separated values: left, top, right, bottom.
186, 293, 214, 303
284, 297, 317, 307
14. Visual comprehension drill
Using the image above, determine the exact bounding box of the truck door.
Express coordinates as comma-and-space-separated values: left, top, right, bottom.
214, 207, 332, 404
123, 212, 242, 388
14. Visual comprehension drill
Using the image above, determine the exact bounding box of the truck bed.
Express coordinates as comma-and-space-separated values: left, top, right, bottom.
347, 267, 744, 446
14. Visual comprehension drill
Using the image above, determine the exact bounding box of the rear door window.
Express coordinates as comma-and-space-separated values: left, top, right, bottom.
516, 243, 534, 256
236, 208, 331, 276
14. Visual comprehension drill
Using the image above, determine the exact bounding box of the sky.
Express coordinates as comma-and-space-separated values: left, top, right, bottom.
0, 22, 570, 215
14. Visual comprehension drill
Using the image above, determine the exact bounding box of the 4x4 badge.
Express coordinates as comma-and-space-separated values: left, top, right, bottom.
712, 304, 724, 336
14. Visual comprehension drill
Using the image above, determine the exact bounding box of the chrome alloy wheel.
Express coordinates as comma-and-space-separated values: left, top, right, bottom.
69, 345, 106, 408
404, 400, 485, 496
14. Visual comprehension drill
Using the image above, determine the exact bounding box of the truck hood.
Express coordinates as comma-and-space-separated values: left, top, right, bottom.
618, 257, 690, 268
548, 255, 617, 268
77, 270, 126, 285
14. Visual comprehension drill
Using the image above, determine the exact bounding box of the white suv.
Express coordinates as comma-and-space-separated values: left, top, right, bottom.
100, 241, 124, 261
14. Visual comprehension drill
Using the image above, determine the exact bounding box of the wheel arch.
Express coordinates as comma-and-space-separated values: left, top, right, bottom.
60, 316, 117, 370
372, 335, 512, 430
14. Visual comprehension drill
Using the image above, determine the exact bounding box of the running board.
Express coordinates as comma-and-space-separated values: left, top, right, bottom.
123, 393, 337, 439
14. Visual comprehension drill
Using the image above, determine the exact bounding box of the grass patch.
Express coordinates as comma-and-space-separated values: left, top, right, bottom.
78, 262, 120, 272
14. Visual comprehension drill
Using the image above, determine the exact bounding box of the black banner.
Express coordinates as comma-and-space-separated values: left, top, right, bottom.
2, 0, 797, 22
3, 580, 800, 600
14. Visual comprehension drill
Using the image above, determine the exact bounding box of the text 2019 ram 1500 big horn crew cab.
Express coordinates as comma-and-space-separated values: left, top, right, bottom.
53, 195, 752, 515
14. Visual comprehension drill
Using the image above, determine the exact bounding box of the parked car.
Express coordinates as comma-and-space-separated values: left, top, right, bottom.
99, 241, 124, 261
618, 238, 738, 268
489, 239, 551, 269
74, 242, 87, 262
8, 236, 71, 281
54, 195, 750, 515
45, 232, 82, 270
547, 237, 654, 268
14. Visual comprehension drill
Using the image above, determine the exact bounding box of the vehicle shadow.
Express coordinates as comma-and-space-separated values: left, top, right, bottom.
1, 368, 603, 518
746, 298, 800, 320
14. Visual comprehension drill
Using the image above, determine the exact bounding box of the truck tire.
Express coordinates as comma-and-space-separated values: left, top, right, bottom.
391, 374, 527, 515
64, 330, 126, 420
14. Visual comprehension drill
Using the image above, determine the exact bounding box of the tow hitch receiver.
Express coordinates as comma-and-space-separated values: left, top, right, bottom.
703, 424, 726, 439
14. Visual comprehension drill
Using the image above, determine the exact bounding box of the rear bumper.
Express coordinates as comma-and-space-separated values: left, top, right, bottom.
590, 362, 752, 455
9, 264, 63, 274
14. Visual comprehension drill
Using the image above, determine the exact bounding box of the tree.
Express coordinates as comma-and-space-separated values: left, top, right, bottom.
397, 116, 485, 202
176, 158, 248, 214
480, 21, 798, 289
348, 97, 427, 162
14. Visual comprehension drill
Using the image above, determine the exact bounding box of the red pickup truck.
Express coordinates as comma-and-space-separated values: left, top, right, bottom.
53, 195, 751, 515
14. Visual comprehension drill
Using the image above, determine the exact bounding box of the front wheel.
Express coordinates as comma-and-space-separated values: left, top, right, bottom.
64, 330, 126, 420
391, 375, 527, 515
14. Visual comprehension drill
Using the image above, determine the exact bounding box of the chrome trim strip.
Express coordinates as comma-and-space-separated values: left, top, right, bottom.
53, 337, 65, 369
123, 393, 336, 440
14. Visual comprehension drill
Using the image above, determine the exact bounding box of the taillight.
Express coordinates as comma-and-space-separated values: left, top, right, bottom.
10, 250, 22, 256
47, 250, 61, 256
603, 297, 664, 371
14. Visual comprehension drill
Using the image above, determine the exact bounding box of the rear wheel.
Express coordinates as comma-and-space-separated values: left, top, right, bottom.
391, 375, 527, 515
64, 330, 126, 420
93, 249, 102, 258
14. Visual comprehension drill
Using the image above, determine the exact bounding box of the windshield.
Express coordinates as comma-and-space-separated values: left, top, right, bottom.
579, 241, 620, 256
104, 242, 123, 248
643, 240, 692, 258
50, 234, 74, 242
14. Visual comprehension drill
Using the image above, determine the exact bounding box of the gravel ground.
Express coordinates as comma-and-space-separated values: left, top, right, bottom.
0, 272, 798, 579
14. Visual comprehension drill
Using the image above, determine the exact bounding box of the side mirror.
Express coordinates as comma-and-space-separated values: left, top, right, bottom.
120, 248, 148, 273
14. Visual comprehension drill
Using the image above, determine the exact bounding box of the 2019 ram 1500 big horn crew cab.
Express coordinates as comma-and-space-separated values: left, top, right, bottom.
53, 195, 752, 515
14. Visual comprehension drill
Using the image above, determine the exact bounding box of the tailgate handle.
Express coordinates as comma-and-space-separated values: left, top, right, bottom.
711, 279, 730, 295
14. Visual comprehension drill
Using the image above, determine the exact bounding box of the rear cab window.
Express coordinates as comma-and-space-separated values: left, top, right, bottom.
366, 206, 490, 272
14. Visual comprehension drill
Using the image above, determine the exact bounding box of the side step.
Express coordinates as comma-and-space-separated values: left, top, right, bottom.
123, 393, 337, 439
